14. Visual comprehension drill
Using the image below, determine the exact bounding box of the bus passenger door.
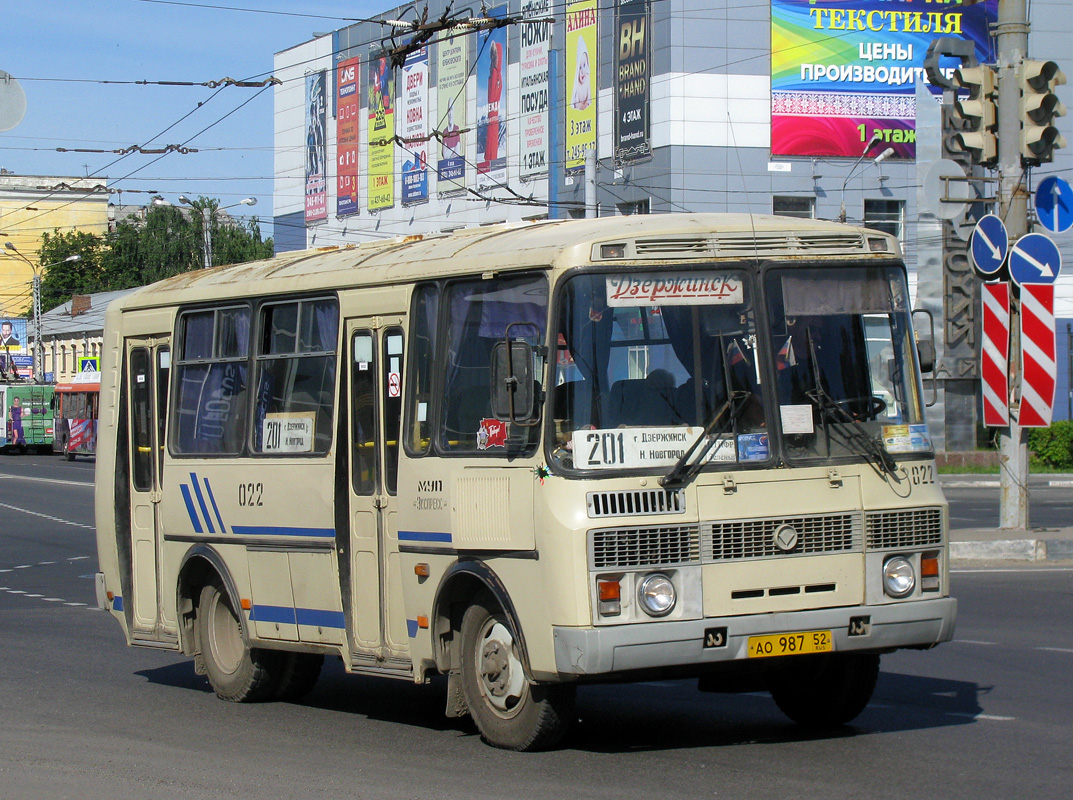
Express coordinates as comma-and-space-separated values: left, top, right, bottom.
126, 339, 171, 638
345, 321, 409, 666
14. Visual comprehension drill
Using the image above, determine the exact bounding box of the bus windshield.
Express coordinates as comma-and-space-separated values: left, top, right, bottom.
766, 264, 928, 467
549, 264, 928, 473
550, 269, 767, 471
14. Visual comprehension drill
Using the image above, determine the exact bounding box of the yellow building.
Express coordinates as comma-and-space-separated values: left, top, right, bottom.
0, 174, 109, 316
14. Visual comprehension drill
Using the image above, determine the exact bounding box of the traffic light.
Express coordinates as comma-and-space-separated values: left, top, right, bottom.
1019, 59, 1066, 166
949, 65, 998, 166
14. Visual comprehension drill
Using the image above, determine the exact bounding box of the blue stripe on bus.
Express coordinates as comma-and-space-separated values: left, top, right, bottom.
179, 485, 204, 534
248, 604, 296, 625
295, 608, 346, 628
398, 530, 453, 544
230, 526, 335, 538
249, 605, 345, 629
189, 473, 216, 534
406, 618, 419, 638
203, 477, 226, 532
112, 596, 124, 612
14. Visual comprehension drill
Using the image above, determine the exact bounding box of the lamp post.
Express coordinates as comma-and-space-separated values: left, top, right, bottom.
3, 242, 80, 381
165, 195, 257, 269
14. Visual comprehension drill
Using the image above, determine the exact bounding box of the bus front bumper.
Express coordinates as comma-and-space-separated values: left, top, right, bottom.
552, 597, 956, 677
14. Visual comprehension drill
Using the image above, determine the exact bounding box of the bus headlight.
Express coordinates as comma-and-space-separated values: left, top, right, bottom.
882, 556, 916, 598
638, 573, 676, 617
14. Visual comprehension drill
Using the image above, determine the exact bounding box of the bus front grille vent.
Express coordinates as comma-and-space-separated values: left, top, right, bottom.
865, 507, 943, 550
587, 489, 686, 518
633, 237, 714, 257
701, 513, 862, 561
591, 525, 701, 569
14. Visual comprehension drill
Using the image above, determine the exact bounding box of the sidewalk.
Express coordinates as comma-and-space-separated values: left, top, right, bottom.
943, 473, 1073, 562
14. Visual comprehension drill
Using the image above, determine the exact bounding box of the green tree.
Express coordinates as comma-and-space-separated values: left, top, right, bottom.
37, 230, 109, 312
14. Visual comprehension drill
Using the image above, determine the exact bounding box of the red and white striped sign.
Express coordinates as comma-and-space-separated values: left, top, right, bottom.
1017, 283, 1057, 427
981, 282, 1011, 427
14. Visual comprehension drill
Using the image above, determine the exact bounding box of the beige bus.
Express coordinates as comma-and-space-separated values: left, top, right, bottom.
94, 213, 956, 751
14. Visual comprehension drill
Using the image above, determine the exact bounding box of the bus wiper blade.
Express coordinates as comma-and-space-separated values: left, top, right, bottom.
660, 391, 749, 489
804, 388, 897, 478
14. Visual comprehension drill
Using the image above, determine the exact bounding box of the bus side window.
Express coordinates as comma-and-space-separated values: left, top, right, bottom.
253, 298, 339, 455
383, 330, 403, 493
404, 284, 438, 456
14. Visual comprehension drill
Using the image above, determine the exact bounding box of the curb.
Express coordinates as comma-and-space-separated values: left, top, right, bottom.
951, 538, 1073, 562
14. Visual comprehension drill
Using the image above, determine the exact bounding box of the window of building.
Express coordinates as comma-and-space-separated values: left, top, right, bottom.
772, 196, 815, 219
864, 199, 905, 241
617, 199, 650, 216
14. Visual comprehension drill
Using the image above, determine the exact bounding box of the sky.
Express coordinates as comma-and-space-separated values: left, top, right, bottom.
1, 0, 388, 239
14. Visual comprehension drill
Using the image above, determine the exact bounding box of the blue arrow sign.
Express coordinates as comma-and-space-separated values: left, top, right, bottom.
1009, 233, 1062, 287
970, 214, 1009, 277
1036, 176, 1073, 234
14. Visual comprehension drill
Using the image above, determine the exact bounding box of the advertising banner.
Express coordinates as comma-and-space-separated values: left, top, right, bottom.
304, 71, 327, 223
336, 57, 361, 217
614, 0, 651, 166
565, 0, 597, 173
476, 5, 508, 190
0, 317, 26, 356
436, 34, 468, 194
401, 46, 430, 205
770, 0, 997, 158
519, 0, 551, 179
367, 53, 395, 211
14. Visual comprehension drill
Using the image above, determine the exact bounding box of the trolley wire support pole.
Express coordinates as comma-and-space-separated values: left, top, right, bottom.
995, 0, 1031, 530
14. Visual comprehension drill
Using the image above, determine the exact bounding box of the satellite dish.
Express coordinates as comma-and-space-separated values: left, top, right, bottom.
0, 70, 28, 132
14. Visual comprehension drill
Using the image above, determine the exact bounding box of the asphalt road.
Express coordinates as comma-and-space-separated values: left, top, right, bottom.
1, 454, 1071, 799
941, 477, 1072, 531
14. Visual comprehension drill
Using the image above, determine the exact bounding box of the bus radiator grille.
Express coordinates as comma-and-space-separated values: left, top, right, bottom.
865, 508, 944, 550
701, 513, 862, 561
590, 525, 701, 569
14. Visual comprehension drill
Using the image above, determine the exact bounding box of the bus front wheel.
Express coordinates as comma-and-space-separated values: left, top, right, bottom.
196, 579, 282, 703
766, 652, 879, 728
459, 594, 575, 751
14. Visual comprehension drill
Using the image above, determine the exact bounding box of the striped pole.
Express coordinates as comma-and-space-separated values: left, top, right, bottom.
981, 282, 1011, 426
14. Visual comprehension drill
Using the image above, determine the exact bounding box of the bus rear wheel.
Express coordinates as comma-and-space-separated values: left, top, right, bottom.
196, 579, 282, 702
63, 438, 75, 461
766, 652, 879, 728
459, 594, 575, 751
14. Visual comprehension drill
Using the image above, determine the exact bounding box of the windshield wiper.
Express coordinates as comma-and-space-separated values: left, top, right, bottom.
660, 391, 749, 489
804, 386, 897, 478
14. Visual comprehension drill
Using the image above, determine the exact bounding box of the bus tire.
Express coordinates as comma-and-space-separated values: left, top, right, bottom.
196, 579, 281, 703
459, 594, 575, 751
273, 653, 324, 701
63, 438, 75, 461
766, 652, 879, 728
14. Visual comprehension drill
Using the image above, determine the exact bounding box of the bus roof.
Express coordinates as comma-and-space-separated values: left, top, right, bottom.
108, 213, 899, 313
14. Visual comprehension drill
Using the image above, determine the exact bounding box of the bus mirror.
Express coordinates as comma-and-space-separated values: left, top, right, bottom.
491, 340, 536, 422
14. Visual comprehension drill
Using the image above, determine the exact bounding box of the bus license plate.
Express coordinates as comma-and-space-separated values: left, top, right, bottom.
747, 630, 833, 659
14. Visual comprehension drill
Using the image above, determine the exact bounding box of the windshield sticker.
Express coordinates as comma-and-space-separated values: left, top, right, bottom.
883, 424, 932, 453
605, 273, 743, 307
477, 418, 508, 449
262, 413, 315, 453
780, 405, 814, 435
737, 433, 770, 462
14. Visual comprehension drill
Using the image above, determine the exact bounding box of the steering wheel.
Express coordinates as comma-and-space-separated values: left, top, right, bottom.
836, 395, 887, 421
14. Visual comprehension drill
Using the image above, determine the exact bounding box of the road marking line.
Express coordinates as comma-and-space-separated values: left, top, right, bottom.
15, 565, 31, 569
64, 602, 87, 607
25, 594, 43, 598
0, 502, 95, 530
7, 590, 26, 594
946, 712, 1015, 721
954, 639, 998, 646
0, 473, 93, 488
38, 561, 56, 565
43, 598, 64, 602
1036, 647, 1073, 654
67, 556, 90, 561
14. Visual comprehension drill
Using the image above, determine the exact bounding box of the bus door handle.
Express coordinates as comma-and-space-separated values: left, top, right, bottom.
150, 490, 162, 504
372, 495, 387, 509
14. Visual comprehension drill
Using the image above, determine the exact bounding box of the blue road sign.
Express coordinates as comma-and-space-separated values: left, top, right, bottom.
1009, 233, 1062, 287
1036, 176, 1073, 234
970, 214, 1009, 277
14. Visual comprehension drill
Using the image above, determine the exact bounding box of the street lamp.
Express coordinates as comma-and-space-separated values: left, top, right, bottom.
839, 130, 885, 223
177, 195, 257, 270
3, 241, 80, 382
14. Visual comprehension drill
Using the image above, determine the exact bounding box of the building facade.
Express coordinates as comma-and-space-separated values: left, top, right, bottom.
272, 0, 1072, 428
